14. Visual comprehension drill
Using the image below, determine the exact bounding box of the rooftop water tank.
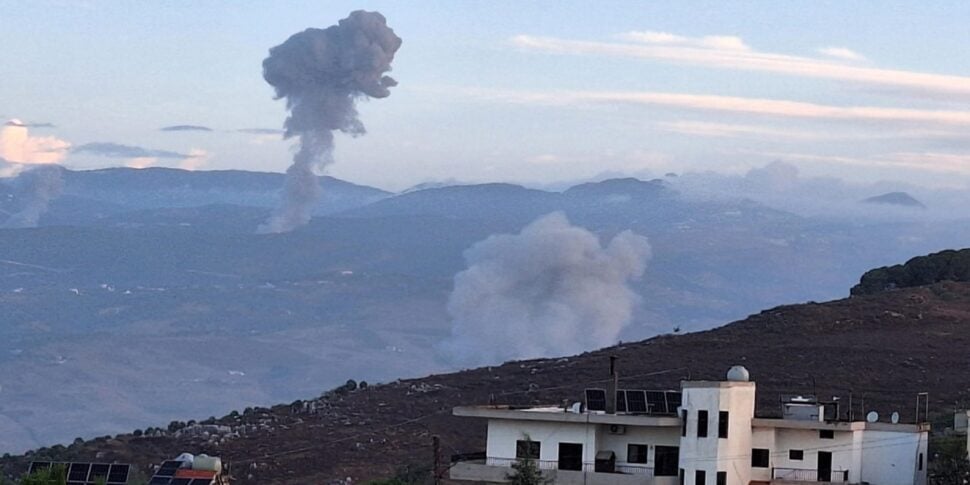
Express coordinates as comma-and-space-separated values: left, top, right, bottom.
726, 365, 750, 382
192, 454, 223, 473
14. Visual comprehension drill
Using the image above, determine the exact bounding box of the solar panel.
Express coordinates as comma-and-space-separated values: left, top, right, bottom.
29, 462, 129, 485
191, 479, 213, 485
665, 391, 683, 414
68, 463, 91, 481
626, 390, 648, 413
150, 478, 172, 485
155, 461, 183, 477
585, 388, 607, 411
646, 391, 668, 414
90, 463, 110, 481
615, 390, 627, 413
172, 479, 193, 485
108, 464, 130, 483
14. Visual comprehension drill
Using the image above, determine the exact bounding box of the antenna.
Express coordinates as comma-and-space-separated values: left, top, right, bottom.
866, 411, 879, 423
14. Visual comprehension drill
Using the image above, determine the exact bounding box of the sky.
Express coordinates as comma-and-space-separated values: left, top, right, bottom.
1, 1, 969, 191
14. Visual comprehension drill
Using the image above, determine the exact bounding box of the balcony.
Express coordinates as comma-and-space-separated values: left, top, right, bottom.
450, 456, 669, 484
772, 467, 849, 484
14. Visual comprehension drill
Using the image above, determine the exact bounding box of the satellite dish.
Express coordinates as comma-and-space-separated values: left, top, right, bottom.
891, 412, 900, 424
866, 411, 879, 423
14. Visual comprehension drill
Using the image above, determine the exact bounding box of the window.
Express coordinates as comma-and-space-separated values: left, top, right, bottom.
820, 429, 834, 439
697, 410, 709, 438
627, 444, 648, 464
695, 470, 707, 485
679, 469, 685, 485
516, 440, 540, 460
789, 449, 804, 460
682, 410, 688, 436
919, 452, 924, 471
718, 411, 729, 438
751, 448, 769, 468
716, 471, 727, 485
655, 446, 680, 477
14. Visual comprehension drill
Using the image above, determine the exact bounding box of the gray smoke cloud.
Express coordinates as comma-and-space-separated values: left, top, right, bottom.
439, 212, 651, 366
2, 165, 64, 228
258, 10, 402, 234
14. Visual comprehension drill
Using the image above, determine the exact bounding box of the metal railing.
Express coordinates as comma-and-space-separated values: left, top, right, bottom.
480, 457, 653, 475
772, 468, 849, 483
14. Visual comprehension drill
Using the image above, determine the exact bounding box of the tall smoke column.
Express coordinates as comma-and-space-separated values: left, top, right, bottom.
258, 10, 402, 234
2, 165, 64, 228
439, 212, 652, 366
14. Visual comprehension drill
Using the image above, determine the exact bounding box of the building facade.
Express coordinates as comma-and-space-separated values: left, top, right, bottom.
450, 366, 928, 485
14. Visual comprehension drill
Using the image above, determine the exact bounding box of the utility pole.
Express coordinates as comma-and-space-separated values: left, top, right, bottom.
432, 435, 441, 485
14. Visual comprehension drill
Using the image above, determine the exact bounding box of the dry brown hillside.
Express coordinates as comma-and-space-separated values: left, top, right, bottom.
5, 282, 970, 484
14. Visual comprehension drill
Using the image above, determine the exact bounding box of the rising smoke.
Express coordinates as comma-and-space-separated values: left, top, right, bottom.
258, 10, 402, 233
439, 212, 652, 366
2, 165, 64, 228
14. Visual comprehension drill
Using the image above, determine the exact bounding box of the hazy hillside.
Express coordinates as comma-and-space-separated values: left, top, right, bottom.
1, 167, 970, 454
5, 280, 970, 483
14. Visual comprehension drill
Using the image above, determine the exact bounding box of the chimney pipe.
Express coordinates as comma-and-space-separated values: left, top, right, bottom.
607, 356, 619, 414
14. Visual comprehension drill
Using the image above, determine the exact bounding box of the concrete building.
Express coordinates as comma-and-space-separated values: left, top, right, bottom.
450, 365, 928, 485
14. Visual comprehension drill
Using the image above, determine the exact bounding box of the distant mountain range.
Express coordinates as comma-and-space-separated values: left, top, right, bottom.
0, 166, 969, 453
862, 191, 926, 208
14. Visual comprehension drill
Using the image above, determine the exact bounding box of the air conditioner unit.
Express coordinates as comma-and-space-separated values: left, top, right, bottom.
609, 424, 626, 435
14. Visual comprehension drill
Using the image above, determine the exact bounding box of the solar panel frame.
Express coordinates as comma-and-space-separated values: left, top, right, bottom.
155, 461, 183, 477
585, 388, 607, 411
29, 462, 52, 475
625, 390, 648, 413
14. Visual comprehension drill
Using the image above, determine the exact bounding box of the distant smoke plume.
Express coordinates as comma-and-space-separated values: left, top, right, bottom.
439, 212, 651, 366
258, 10, 402, 233
2, 165, 63, 228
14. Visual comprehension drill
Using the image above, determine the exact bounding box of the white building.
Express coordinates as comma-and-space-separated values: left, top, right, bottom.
450, 365, 928, 485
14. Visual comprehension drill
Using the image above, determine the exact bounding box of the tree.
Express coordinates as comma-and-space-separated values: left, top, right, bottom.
506, 456, 547, 485
930, 436, 970, 485
19, 464, 67, 485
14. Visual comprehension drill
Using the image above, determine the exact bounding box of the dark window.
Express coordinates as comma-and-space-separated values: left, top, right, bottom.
919, 452, 924, 471
716, 471, 727, 485
696, 469, 707, 485
820, 429, 834, 439
679, 469, 685, 485
558, 443, 583, 471
751, 448, 770, 467
655, 446, 680, 476
718, 411, 729, 438
682, 410, 689, 436
627, 444, 648, 464
697, 410, 709, 438
516, 440, 540, 459
789, 449, 804, 460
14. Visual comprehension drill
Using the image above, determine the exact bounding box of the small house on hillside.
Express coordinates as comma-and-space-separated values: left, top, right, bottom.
450, 364, 929, 485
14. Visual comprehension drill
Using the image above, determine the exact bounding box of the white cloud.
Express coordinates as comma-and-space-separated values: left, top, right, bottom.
656, 121, 823, 140
818, 46, 866, 62
618, 31, 750, 51
511, 34, 970, 98
125, 157, 156, 169
178, 149, 210, 171
462, 87, 970, 126
0, 122, 70, 165
751, 150, 970, 175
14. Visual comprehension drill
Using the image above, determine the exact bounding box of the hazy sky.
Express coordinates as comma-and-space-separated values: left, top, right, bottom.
2, 1, 969, 190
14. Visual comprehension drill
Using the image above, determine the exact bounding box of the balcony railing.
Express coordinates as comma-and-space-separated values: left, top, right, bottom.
480, 457, 653, 475
772, 468, 849, 483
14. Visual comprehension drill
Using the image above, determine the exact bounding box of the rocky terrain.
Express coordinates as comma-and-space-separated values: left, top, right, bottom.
5, 279, 970, 483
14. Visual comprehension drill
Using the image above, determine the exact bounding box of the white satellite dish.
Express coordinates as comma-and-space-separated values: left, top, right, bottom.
866, 411, 879, 423
891, 412, 900, 424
